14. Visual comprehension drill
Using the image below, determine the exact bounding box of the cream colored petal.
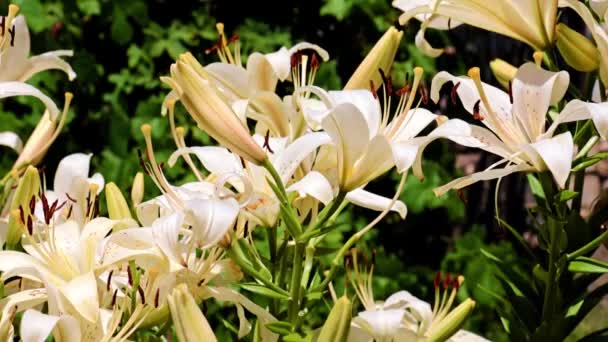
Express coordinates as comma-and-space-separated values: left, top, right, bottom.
410, 119, 512, 180
0, 251, 47, 282
19, 50, 76, 82
511, 63, 569, 139
591, 0, 608, 17
264, 47, 290, 81
346, 189, 407, 219
247, 91, 291, 137
448, 330, 492, 342
152, 212, 186, 269
58, 272, 99, 323
53, 153, 92, 199
392, 141, 419, 173
185, 197, 239, 248
390, 108, 437, 142
169, 146, 242, 175
384, 290, 432, 331
415, 16, 445, 57
0, 131, 22, 152
430, 71, 514, 142
0, 288, 47, 315
0, 16, 30, 81
286, 171, 334, 205
546, 100, 608, 139
356, 309, 405, 340
20, 310, 61, 342
288, 42, 330, 62
247, 52, 278, 92
272, 131, 331, 183
328, 89, 381, 135
392, 0, 461, 29
205, 62, 250, 100
433, 163, 532, 196
528, 132, 574, 188
347, 135, 394, 189
322, 102, 371, 187
0, 81, 59, 119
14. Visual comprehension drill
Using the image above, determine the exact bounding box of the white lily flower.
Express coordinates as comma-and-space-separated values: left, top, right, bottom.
168, 132, 334, 228
346, 253, 485, 342
411, 63, 599, 196
559, 0, 608, 89
0, 131, 22, 153
394, 0, 558, 57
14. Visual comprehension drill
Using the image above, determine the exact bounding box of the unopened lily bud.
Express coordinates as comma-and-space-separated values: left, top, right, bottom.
344, 26, 403, 90
489, 59, 517, 89
131, 172, 145, 206
167, 284, 217, 342
556, 23, 600, 72
6, 166, 40, 249
106, 182, 131, 220
162, 52, 266, 164
427, 298, 476, 342
317, 296, 352, 342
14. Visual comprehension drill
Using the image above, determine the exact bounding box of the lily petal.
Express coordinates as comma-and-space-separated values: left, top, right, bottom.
0, 81, 59, 120
0, 131, 22, 152
528, 132, 574, 188
58, 272, 99, 323
185, 197, 239, 248
169, 146, 242, 175
20, 50, 76, 82
434, 163, 533, 196
356, 309, 406, 340
322, 102, 372, 187
546, 100, 608, 139
247, 53, 278, 92
390, 108, 437, 142
272, 131, 331, 183
53, 153, 93, 199
286, 171, 334, 205
511, 63, 569, 139
346, 189, 407, 219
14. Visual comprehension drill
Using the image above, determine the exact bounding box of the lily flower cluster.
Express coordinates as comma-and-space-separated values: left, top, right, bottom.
1, 0, 608, 341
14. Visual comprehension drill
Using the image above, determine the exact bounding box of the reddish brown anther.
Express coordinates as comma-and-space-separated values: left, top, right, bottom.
434, 272, 441, 289
138, 285, 146, 305
26, 216, 32, 235
154, 288, 160, 307
228, 34, 239, 44
370, 80, 378, 99
420, 83, 429, 105
508, 80, 514, 104
451, 82, 461, 105
29, 196, 36, 214
263, 130, 274, 154
310, 52, 320, 70
127, 265, 133, 286
457, 189, 468, 204
18, 205, 25, 225
453, 276, 460, 291
111, 289, 118, 307
290, 52, 302, 68
106, 270, 114, 292
443, 272, 451, 289
473, 99, 484, 121
204, 40, 221, 55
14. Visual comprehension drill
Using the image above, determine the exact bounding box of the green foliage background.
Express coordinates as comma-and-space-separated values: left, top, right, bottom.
0, 0, 568, 340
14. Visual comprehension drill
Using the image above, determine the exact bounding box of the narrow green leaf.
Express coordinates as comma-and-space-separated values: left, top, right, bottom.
239, 283, 289, 300
569, 256, 608, 273
265, 321, 294, 335
557, 190, 578, 202
527, 174, 545, 199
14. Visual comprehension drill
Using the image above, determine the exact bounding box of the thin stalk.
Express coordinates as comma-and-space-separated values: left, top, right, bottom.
307, 191, 346, 232
542, 217, 561, 321
312, 173, 407, 292
567, 229, 608, 261
288, 243, 305, 325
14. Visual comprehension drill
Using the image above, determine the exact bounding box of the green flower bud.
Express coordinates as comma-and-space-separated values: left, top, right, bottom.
427, 298, 476, 342
344, 26, 403, 90
556, 23, 600, 72
131, 172, 145, 207
6, 166, 40, 249
317, 296, 352, 342
167, 284, 217, 342
489, 59, 517, 89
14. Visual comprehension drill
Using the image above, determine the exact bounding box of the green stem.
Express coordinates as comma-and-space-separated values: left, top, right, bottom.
571, 171, 585, 213
567, 229, 608, 261
263, 159, 302, 236
288, 243, 305, 325
227, 243, 289, 296
542, 218, 561, 321
307, 191, 346, 232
